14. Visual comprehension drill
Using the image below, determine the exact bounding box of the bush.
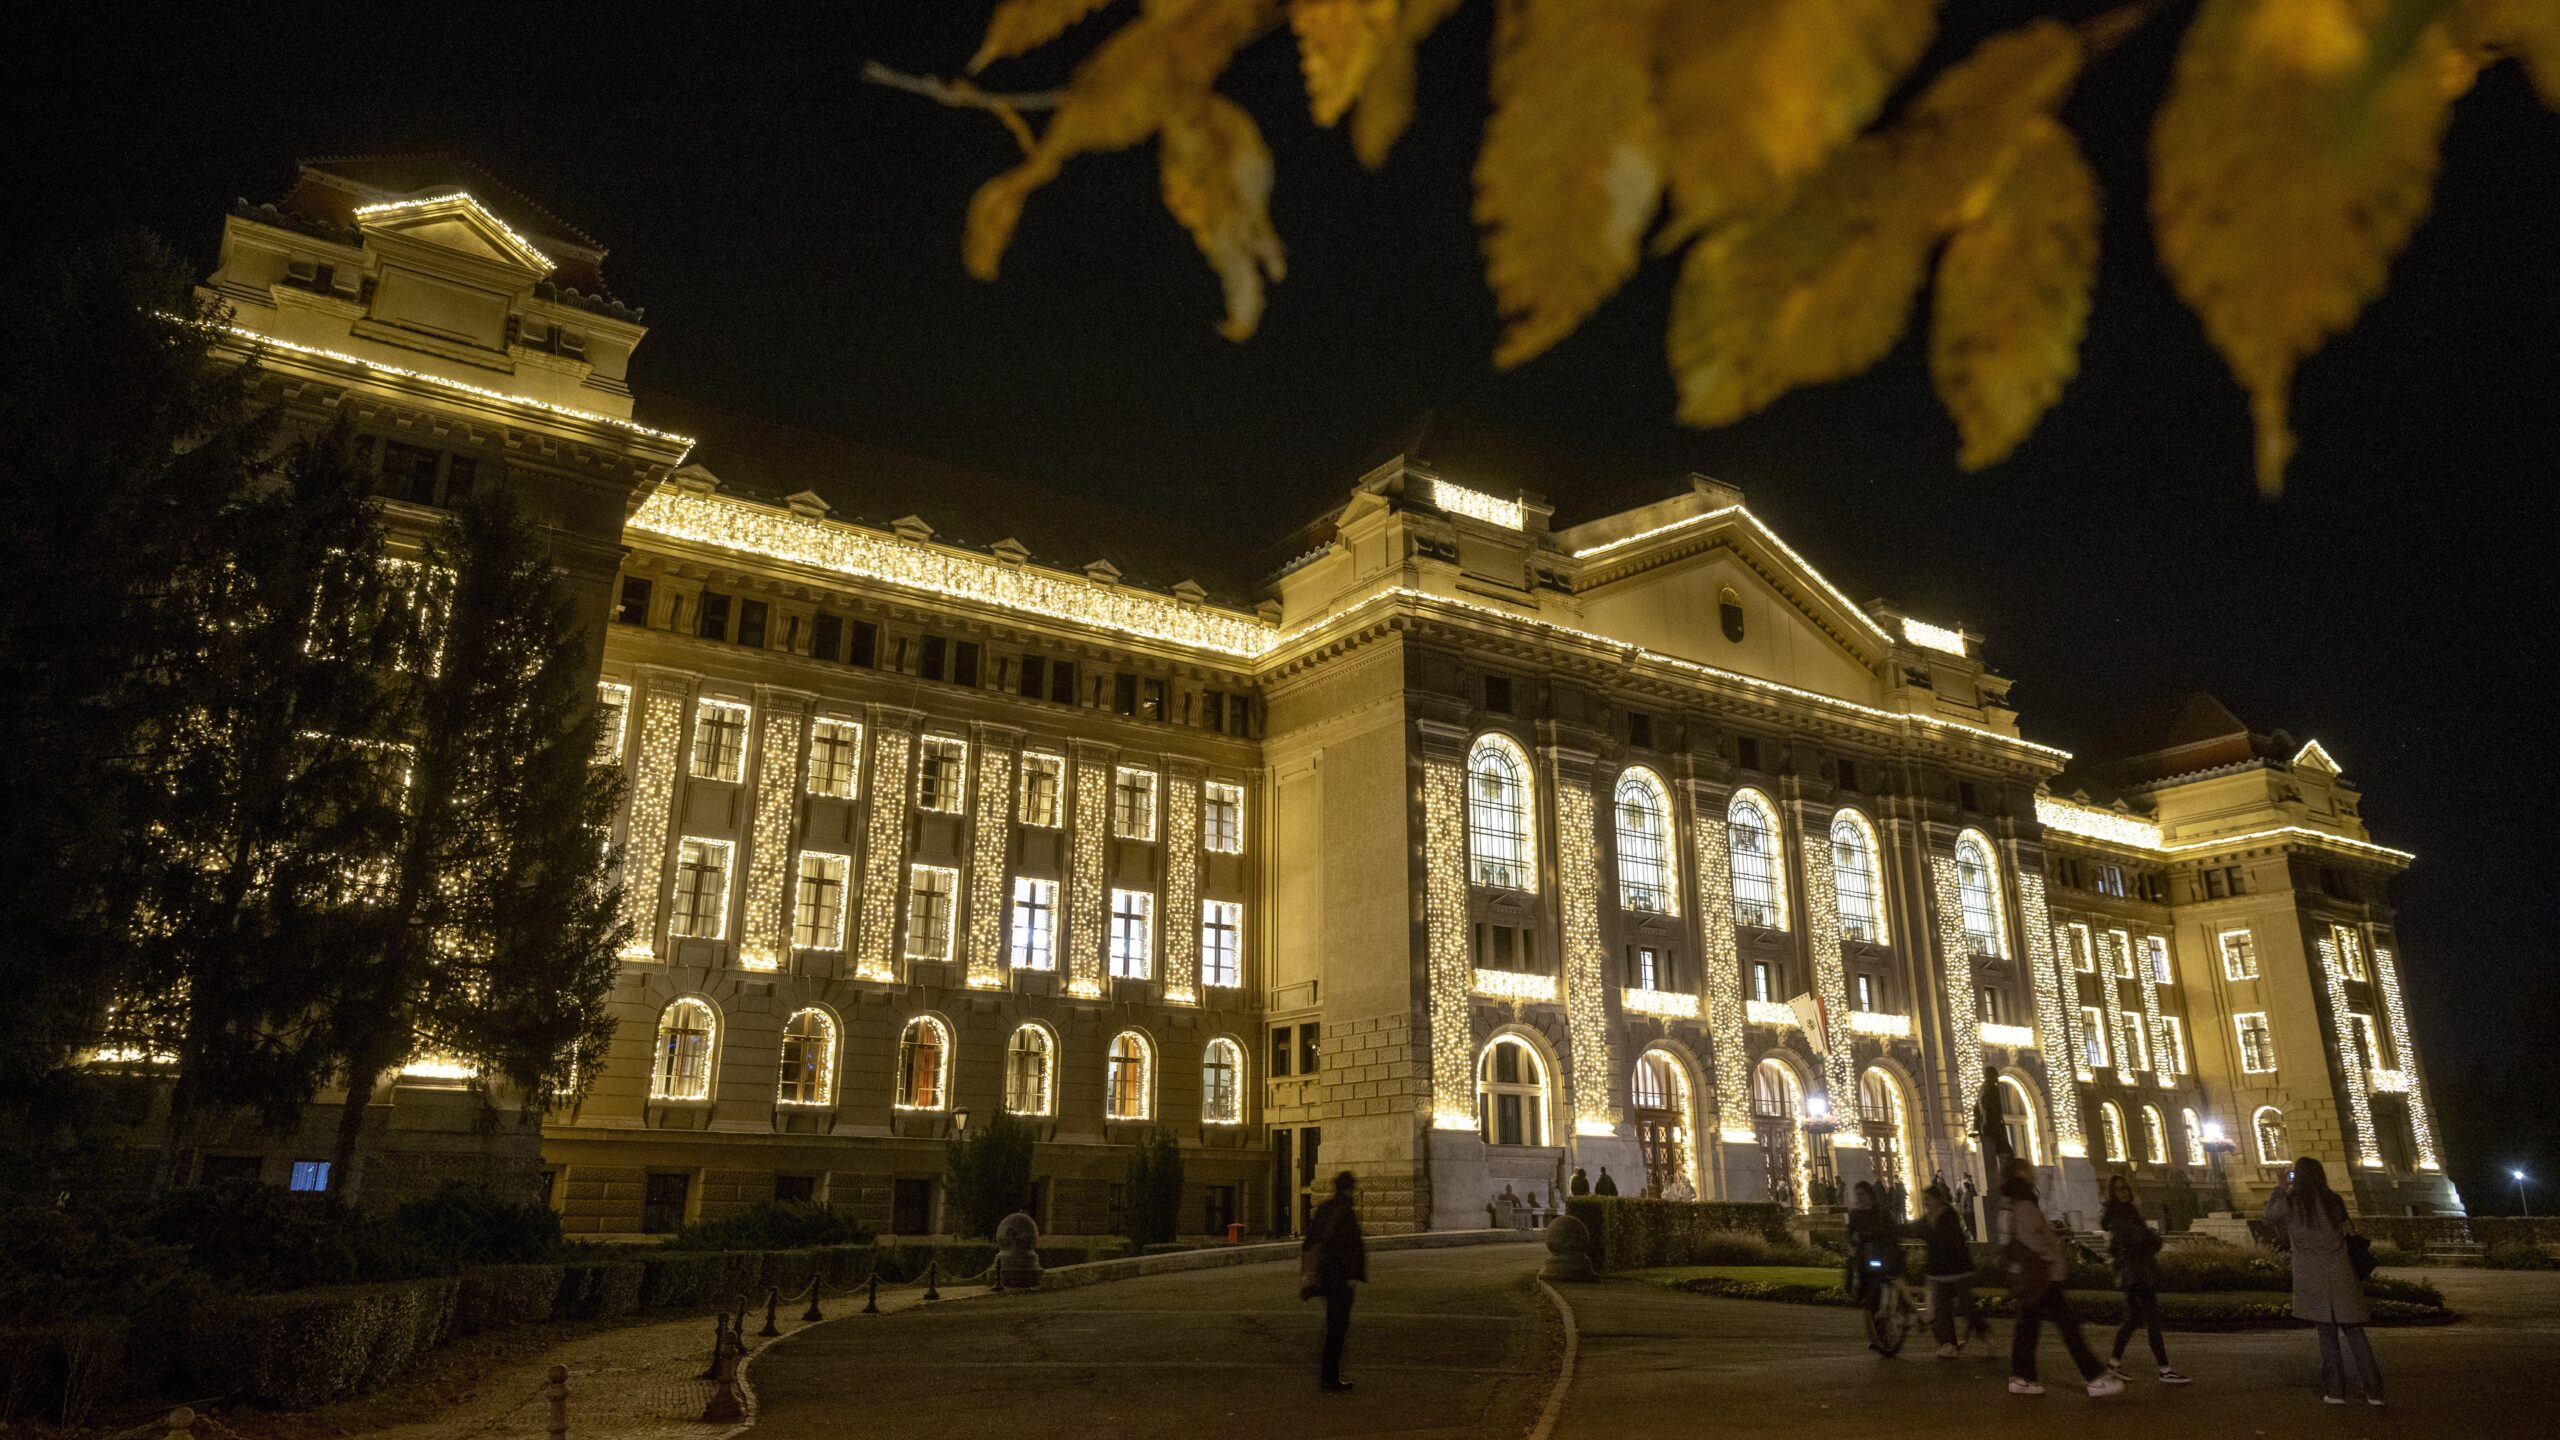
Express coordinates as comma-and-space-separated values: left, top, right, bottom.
138, 1181, 363, 1291
1566, 1197, 1794, 1271
665, 1201, 872, 1252
450, 1264, 565, 1336
638, 1252, 726, 1309
1123, 1131, 1184, 1248
381, 1186, 563, 1270
0, 1319, 129, 1426
945, 1110, 1036, 1240
2483, 1240, 2560, 1271
552, 1260, 643, 1320
189, 1277, 460, 1408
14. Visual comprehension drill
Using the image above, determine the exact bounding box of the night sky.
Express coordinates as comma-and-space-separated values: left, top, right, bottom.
16, 5, 2556, 1198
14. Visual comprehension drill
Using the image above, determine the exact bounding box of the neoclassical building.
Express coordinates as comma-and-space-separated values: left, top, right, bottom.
181, 158, 2459, 1235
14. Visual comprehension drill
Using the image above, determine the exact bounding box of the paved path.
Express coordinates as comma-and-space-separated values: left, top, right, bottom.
748, 1246, 1555, 1440
1548, 1265, 2560, 1440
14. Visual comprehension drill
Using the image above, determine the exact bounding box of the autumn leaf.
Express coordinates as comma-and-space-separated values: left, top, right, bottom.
2455, 0, 2560, 107
1349, 0, 1465, 168
1476, 0, 1668, 368
971, 0, 1121, 73
1292, 0, 1398, 126
2153, 0, 2477, 494
1656, 0, 1938, 246
1161, 93, 1289, 338
965, 0, 1275, 285
1932, 117, 2099, 469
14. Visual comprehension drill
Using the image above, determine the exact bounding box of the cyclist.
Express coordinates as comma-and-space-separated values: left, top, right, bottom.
1845, 1181, 1907, 1350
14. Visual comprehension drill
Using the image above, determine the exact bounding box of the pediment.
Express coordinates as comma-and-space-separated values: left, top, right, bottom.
354, 193, 554, 276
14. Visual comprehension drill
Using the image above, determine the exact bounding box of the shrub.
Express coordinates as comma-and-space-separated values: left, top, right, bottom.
638, 1252, 726, 1309
381, 1186, 563, 1270
2482, 1240, 2560, 1271
188, 1277, 460, 1408
450, 1264, 565, 1336
0, 1319, 129, 1426
665, 1201, 872, 1252
552, 1260, 644, 1320
137, 1181, 363, 1291
945, 1110, 1037, 1240
1566, 1197, 1793, 1271
1123, 1131, 1184, 1248
2367, 1274, 2445, 1307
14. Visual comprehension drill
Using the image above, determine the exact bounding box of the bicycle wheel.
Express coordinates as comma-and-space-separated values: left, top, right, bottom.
1869, 1287, 1913, 1357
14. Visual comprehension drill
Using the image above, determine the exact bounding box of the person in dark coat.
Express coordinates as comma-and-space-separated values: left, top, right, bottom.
1957, 1175, 1981, 1238
2265, 1156, 2381, 1405
1569, 1167, 1591, 1196
1915, 1183, 1987, 1356
1593, 1167, 1619, 1196
2100, 1175, 2189, 1383
1303, 1170, 1368, 1392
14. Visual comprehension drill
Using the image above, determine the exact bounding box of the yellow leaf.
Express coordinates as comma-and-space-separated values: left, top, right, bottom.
1656, 1, 1938, 246
1475, 0, 1668, 368
1349, 0, 1465, 167
1667, 20, 2089, 429
965, 0, 1276, 282
971, 0, 1122, 73
1292, 0, 1398, 126
1161, 93, 1289, 339
2152, 0, 2476, 494
1931, 118, 2099, 469
2455, 0, 2560, 107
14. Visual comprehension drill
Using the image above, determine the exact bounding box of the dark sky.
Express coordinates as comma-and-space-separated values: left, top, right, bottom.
15, 6, 2555, 1140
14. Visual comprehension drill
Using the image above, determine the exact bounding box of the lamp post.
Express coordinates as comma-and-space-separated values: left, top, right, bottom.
2202, 1120, 2238, 1215
2516, 1169, 2532, 1218
1801, 1095, 1839, 1209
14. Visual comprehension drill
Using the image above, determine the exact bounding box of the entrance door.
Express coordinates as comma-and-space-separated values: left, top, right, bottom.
1270, 1129, 1294, 1238
892, 1177, 935, 1235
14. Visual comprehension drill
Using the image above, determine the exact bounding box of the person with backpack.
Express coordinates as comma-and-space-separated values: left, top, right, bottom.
1999, 1157, 2122, 1398
2266, 1156, 2383, 1405
1917, 1183, 1989, 1357
2100, 1174, 2191, 1384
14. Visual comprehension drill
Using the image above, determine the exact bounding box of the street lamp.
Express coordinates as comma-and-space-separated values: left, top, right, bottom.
2202, 1120, 2238, 1215
2516, 1169, 2532, 1218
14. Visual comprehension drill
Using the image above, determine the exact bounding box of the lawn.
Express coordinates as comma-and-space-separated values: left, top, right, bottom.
1618, 1265, 2457, 1329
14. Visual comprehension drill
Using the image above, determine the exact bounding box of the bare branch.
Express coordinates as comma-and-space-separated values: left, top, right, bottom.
863, 61, 1059, 153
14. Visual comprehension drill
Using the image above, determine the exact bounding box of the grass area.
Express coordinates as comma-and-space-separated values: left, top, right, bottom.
1619, 1265, 2457, 1330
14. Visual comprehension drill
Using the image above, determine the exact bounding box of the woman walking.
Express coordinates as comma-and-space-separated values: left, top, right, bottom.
2100, 1175, 2191, 1383
1917, 1183, 1988, 1358
1999, 1158, 2123, 1398
2265, 1156, 2382, 1406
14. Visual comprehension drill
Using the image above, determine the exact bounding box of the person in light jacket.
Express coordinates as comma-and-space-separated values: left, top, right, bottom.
2100, 1175, 2189, 1383
2000, 1158, 2122, 1398
2264, 1156, 2382, 1406
1303, 1170, 1368, 1392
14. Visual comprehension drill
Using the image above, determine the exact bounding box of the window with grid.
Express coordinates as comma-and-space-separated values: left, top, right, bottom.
650, 998, 716, 1100
670, 838, 733, 940
1727, 791, 1787, 928
2108, 929, 2136, 979
776, 1009, 836, 1106
904, 865, 957, 962
2352, 1012, 2388, 1072
2080, 1006, 2109, 1069
1109, 889, 1155, 978
690, 700, 749, 782
2334, 926, 2370, 981
2142, 1106, 2167, 1164
1020, 752, 1065, 827
1468, 736, 1535, 890
2235, 1013, 2276, 1073
1202, 1038, 1243, 1125
792, 852, 850, 950
1633, 945, 1664, 991
1954, 833, 2005, 956
1830, 811, 1884, 942
1106, 1031, 1152, 1120
2144, 935, 2173, 984
1010, 878, 1058, 970
1006, 1025, 1054, 1115
2099, 1102, 2127, 1162
2117, 1011, 2149, 1072
895, 1016, 948, 1109
917, 736, 968, 813
1112, 767, 1159, 840
1204, 782, 1244, 853
2158, 1015, 2188, 1076
2253, 1106, 2289, 1165
596, 683, 629, 764
2070, 922, 2095, 973
1613, 769, 1675, 913
808, 718, 861, 798
2219, 929, 2259, 979
1201, 900, 1242, 987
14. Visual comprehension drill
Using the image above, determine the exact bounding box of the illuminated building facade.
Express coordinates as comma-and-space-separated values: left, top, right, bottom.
186, 159, 2457, 1231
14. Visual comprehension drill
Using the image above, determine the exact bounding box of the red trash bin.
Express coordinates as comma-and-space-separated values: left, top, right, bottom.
1227, 1223, 1244, 1244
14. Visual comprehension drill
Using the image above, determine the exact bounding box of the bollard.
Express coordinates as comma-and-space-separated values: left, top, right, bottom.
697, 1306, 725, 1380
760, 1286, 781, 1338
923, 1258, 941, 1302
802, 1278, 825, 1324
167, 1407, 196, 1440
862, 1271, 880, 1314
698, 1316, 744, 1424
545, 1364, 568, 1440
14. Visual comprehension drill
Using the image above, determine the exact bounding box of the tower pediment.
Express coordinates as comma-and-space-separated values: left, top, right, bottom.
353, 192, 556, 278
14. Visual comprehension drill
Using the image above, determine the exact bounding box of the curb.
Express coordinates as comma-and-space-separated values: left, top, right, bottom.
1528, 1278, 1580, 1440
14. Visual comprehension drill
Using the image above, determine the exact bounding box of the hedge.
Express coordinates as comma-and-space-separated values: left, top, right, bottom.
0, 1319, 130, 1427
552, 1260, 644, 1320
1565, 1197, 1794, 1272
188, 1277, 460, 1408
1650, 1272, 2455, 1329
450, 1264, 565, 1337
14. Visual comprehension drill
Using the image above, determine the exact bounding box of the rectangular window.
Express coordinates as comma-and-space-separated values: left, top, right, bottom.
1020, 752, 1065, 828
2108, 928, 2136, 979
2158, 1015, 2188, 1077
382, 439, 441, 504
2118, 1012, 2149, 1072
919, 635, 947, 682
1483, 674, 1513, 714
2352, 1012, 2388, 1073
905, 865, 958, 962
1051, 658, 1079, 706
2334, 926, 2370, 982
2235, 1013, 2277, 1073
2223, 865, 2248, 897
1203, 782, 1244, 854
918, 735, 968, 814
1835, 757, 1857, 791
1979, 987, 2003, 1024
1202, 691, 1226, 734
671, 837, 735, 940
2095, 863, 2126, 898
1109, 889, 1155, 979
2219, 929, 2258, 980
2080, 1006, 2110, 1069
737, 599, 768, 649
1113, 672, 1138, 716
288, 1159, 331, 1193
1202, 900, 1243, 987
1112, 767, 1159, 841
808, 718, 862, 799
849, 619, 878, 667
697, 591, 731, 642
1735, 735, 1761, 771
690, 699, 749, 783
2069, 922, 2094, 973
1632, 945, 1664, 991
2144, 935, 2173, 985
1854, 973, 1876, 1010
1018, 653, 1047, 699
1752, 961, 1773, 1003
812, 611, 843, 662
596, 682, 630, 764
1271, 1026, 1292, 1079
1009, 877, 1058, 971
1141, 679, 1166, 720
1627, 711, 1652, 749
954, 641, 981, 688
792, 852, 851, 951
1298, 1021, 1320, 1076
616, 575, 652, 626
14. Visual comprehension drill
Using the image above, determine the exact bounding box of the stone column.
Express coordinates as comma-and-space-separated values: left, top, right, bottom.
613, 667, 693, 962
1683, 773, 1759, 1187
735, 689, 812, 972
2313, 927, 2384, 1170
963, 724, 1022, 991
851, 708, 918, 984
1064, 741, 1113, 1000
1161, 757, 1205, 1005
1415, 720, 1478, 1130
2013, 864, 2088, 1160
1543, 746, 1616, 1140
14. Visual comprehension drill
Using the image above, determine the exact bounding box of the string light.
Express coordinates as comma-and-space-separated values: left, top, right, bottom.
1692, 806, 1753, 1141
1928, 852, 1985, 1116
965, 747, 1015, 990
2017, 874, 2085, 1156
2371, 945, 2441, 1169
1553, 776, 1616, 1134
1066, 759, 1110, 999
1424, 477, 1524, 530
2134, 932, 2171, 1090
1568, 505, 1742, 561
735, 710, 805, 972
1847, 1010, 1910, 1038
1567, 507, 1894, 648
615, 688, 687, 960
852, 728, 913, 983
2035, 793, 2415, 864
1799, 808, 1857, 1105
2103, 930, 2142, 1083
1900, 617, 1967, 656
2316, 929, 2385, 1169
1475, 970, 1560, 1002
212, 323, 693, 448
1979, 1022, 2037, 1048
351, 191, 555, 269
1622, 988, 1700, 1019
1423, 755, 1480, 1129
1162, 773, 1201, 1005
1746, 999, 1800, 1028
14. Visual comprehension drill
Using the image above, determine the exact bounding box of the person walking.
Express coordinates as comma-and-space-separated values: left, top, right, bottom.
1885, 1176, 1909, 1222
1917, 1183, 1987, 1358
2101, 1175, 2190, 1383
2265, 1156, 2383, 1406
1957, 1175, 1980, 1239
1301, 1170, 1367, 1393
1593, 1167, 1619, 1197
1845, 1180, 1902, 1348
1569, 1167, 1591, 1196
1999, 1158, 2122, 1398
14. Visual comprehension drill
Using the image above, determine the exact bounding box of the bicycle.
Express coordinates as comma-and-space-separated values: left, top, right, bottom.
1854, 1251, 1920, 1357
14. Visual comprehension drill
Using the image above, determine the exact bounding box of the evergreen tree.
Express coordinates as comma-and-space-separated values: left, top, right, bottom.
1121, 1130, 1185, 1249
945, 1109, 1036, 1239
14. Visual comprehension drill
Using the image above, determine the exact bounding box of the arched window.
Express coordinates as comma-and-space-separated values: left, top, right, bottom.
1727, 790, 1788, 930
1631, 1050, 1692, 1197
2141, 1105, 2168, 1165
1752, 1059, 1806, 1210
650, 998, 718, 1101
2181, 1107, 2207, 1167
1860, 1067, 1915, 1198
1614, 769, 1676, 914
1996, 1074, 2043, 1166
776, 1008, 837, 1107
1005, 1024, 1055, 1117
1467, 735, 1536, 890
1954, 830, 2008, 958
1718, 586, 1746, 643
2253, 1105, 2289, 1166
1202, 1037, 1244, 1125
1106, 1030, 1154, 1121
1830, 810, 1887, 944
2099, 1101, 2128, 1163
1478, 1035, 1550, 1147
895, 1016, 950, 1111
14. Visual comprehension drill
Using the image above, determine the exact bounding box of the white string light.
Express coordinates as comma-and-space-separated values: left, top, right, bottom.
2316, 929, 2385, 1169
965, 747, 1015, 990
1162, 773, 1201, 1005
2371, 945, 2440, 1170
351, 191, 556, 270
1900, 617, 1967, 656
1066, 759, 1110, 999
853, 728, 912, 982
213, 323, 692, 448
1692, 805, 1753, 1142
1554, 776, 1617, 1135
735, 710, 805, 971
1928, 852, 1985, 1117
1424, 478, 1524, 530
2017, 871, 2086, 1157
614, 688, 687, 960
1422, 755, 1479, 1129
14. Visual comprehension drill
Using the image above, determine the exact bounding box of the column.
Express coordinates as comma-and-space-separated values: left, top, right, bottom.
1064, 742, 1112, 1000
1793, 800, 1858, 1108
1926, 846, 1985, 1119
1547, 748, 1616, 1137
1162, 757, 1204, 1005
735, 690, 811, 972
613, 668, 692, 962
2014, 866, 2087, 1157
852, 709, 917, 983
1417, 722, 1478, 1130
964, 724, 1021, 991
1688, 787, 1753, 1144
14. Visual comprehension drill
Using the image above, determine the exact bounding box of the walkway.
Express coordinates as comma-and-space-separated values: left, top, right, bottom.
747, 1246, 1555, 1440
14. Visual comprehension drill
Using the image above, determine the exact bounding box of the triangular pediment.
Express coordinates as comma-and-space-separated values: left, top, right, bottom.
2292, 738, 2342, 777
354, 193, 554, 275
